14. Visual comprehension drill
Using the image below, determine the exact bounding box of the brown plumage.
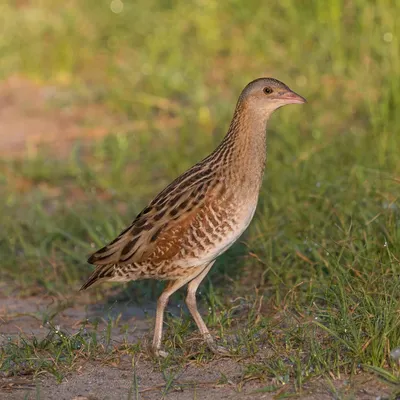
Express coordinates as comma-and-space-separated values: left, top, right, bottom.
80, 78, 306, 355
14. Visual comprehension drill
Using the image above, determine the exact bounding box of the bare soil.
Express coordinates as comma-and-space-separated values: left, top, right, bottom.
3, 360, 392, 400
0, 76, 121, 158
0, 76, 181, 159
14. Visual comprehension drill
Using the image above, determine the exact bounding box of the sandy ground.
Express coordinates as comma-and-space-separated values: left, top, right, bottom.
1, 357, 394, 400
0, 76, 181, 159
2, 363, 380, 400
0, 77, 396, 399
0, 76, 120, 158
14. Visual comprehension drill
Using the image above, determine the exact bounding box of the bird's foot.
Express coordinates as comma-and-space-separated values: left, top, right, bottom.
206, 340, 230, 356
152, 348, 169, 358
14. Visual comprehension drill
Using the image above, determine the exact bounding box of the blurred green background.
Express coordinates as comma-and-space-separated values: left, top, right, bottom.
0, 0, 399, 376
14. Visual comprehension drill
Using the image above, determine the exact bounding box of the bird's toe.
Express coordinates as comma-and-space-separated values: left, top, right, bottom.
152, 348, 169, 358
207, 341, 230, 356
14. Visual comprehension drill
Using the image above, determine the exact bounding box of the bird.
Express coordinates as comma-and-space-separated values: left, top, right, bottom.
80, 77, 306, 356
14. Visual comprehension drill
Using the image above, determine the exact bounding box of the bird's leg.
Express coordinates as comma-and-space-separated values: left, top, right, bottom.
152, 269, 206, 357
185, 262, 214, 342
152, 280, 181, 356
185, 261, 228, 355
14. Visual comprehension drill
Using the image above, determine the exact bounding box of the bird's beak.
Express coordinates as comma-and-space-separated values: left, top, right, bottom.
280, 90, 307, 104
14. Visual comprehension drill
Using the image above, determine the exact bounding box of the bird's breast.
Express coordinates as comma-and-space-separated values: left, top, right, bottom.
174, 191, 259, 267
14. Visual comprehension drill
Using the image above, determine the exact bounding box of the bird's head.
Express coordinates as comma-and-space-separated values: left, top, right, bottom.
238, 77, 306, 117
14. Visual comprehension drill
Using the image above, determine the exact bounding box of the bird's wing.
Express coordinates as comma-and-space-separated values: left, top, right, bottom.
88, 164, 223, 266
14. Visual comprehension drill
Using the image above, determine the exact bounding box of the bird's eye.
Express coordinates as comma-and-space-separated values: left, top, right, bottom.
263, 87, 273, 95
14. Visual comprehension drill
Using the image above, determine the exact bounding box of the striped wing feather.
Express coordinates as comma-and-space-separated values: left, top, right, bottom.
88, 167, 218, 266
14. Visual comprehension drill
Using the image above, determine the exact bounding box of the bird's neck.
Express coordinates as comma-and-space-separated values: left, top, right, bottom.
212, 103, 271, 190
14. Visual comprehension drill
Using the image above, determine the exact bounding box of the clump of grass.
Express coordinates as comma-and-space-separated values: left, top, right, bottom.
0, 323, 101, 382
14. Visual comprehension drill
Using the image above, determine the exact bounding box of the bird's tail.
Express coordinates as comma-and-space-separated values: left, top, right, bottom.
80, 264, 115, 291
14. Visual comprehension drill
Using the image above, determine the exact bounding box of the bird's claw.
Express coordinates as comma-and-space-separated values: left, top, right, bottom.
152, 348, 169, 358
207, 341, 230, 356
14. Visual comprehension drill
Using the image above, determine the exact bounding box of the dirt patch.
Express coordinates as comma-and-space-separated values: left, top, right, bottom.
0, 360, 394, 400
0, 76, 182, 159
0, 287, 150, 347
0, 76, 119, 158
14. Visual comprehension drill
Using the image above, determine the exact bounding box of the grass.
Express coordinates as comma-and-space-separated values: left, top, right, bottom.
0, 322, 115, 382
0, 0, 399, 397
